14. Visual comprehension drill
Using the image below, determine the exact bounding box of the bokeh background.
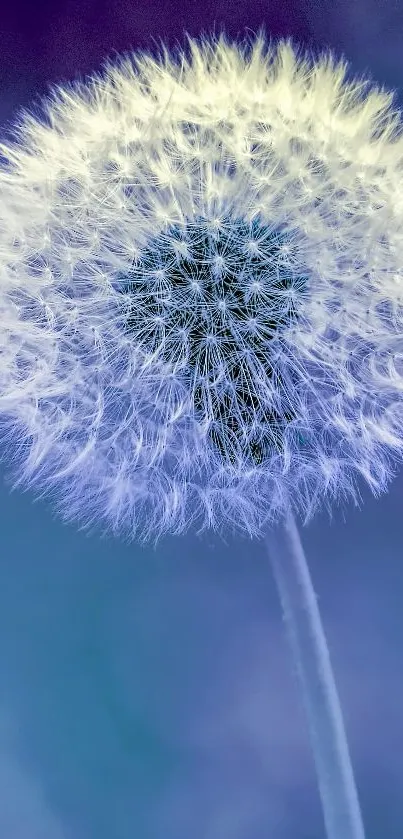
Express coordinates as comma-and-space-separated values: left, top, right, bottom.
0, 1, 402, 837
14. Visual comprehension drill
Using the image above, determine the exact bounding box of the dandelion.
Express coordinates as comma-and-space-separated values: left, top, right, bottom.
1, 29, 403, 839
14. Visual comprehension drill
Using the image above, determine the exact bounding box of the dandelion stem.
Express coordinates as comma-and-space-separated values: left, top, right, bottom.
266, 510, 365, 839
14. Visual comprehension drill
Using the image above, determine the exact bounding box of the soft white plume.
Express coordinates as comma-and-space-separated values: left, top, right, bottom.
0, 30, 403, 541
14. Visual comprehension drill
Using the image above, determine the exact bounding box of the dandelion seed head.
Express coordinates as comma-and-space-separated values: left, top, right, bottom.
1, 30, 403, 541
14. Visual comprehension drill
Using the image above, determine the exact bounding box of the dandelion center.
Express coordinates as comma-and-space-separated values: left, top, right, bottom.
116, 214, 308, 466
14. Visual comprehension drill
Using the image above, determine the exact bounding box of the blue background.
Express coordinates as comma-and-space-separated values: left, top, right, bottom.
0, 2, 402, 837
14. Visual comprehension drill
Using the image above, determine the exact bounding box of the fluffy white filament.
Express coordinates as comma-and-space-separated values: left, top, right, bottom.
0, 31, 403, 541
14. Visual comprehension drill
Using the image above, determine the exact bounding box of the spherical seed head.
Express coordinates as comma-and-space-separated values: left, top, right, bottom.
1, 29, 403, 542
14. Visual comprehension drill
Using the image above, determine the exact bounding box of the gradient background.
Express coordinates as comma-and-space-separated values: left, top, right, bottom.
0, 2, 402, 837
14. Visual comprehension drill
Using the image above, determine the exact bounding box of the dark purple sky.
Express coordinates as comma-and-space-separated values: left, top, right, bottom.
0, 2, 403, 838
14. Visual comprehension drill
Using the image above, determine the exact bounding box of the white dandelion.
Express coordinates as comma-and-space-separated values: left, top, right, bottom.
1, 29, 403, 839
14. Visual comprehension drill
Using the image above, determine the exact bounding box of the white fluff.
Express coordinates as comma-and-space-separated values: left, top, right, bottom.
0, 30, 403, 541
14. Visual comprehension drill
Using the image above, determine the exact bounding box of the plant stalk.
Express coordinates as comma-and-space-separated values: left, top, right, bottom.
265, 508, 365, 839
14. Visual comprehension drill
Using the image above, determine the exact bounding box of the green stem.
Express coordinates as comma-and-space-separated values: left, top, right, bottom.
265, 509, 365, 839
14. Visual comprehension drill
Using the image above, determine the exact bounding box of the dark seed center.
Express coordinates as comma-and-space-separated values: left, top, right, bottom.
114, 214, 306, 466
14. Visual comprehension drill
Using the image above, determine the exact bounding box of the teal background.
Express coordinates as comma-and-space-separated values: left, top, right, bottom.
0, 474, 402, 838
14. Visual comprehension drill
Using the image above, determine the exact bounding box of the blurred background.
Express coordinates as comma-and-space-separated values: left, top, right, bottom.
0, 1, 402, 837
